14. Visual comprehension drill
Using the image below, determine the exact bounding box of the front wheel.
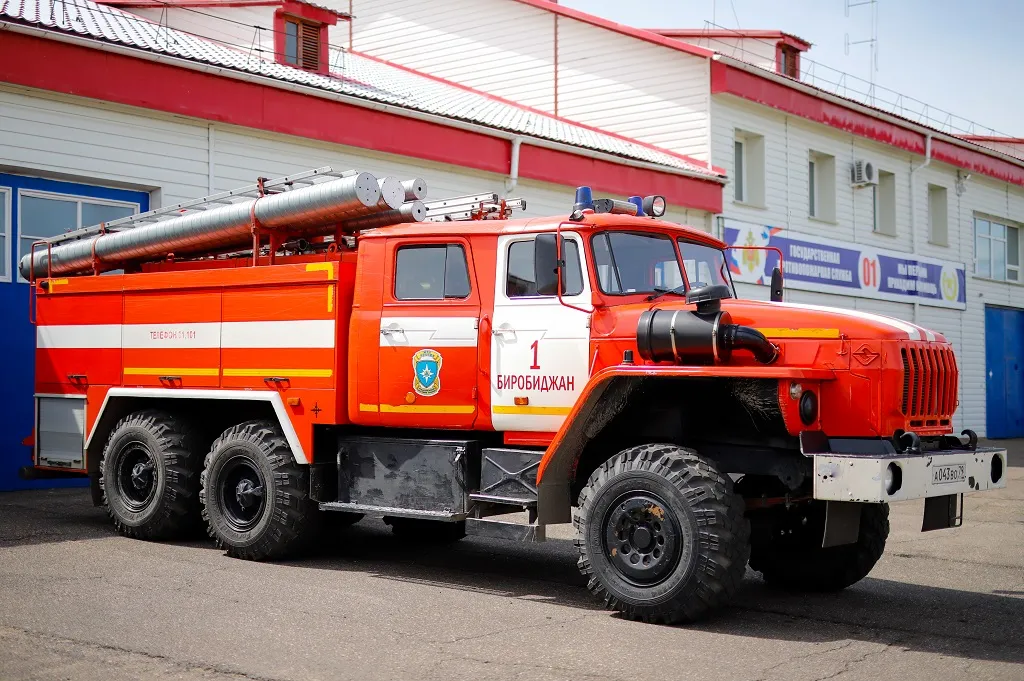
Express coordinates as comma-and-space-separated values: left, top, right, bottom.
201, 420, 320, 560
574, 444, 750, 624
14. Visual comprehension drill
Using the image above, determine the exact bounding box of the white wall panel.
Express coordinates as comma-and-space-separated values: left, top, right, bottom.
352, 0, 556, 112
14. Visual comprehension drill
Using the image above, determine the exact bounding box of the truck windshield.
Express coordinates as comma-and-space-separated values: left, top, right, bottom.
678, 240, 735, 296
592, 232, 682, 295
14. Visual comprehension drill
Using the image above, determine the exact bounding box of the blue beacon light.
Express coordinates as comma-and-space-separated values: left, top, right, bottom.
627, 195, 645, 217
573, 186, 594, 211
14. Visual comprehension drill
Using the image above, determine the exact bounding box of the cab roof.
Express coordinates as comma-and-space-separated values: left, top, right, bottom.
359, 212, 727, 249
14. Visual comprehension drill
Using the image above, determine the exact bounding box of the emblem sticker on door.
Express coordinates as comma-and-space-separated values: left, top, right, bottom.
412, 349, 442, 397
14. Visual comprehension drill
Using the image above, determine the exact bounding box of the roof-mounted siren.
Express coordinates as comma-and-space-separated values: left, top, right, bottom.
571, 187, 667, 220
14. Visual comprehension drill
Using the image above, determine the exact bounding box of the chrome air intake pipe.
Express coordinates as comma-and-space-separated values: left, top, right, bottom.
636, 305, 778, 365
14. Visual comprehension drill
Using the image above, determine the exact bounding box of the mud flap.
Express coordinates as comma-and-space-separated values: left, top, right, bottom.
922, 493, 963, 532
822, 500, 863, 548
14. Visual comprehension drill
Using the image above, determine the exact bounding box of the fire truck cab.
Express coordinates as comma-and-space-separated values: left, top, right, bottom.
23, 169, 1009, 624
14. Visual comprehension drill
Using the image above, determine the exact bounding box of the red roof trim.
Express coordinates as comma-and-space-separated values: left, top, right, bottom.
351, 50, 724, 177
959, 136, 1024, 144
711, 61, 1024, 188
0, 31, 722, 212
651, 28, 811, 51
509, 0, 714, 58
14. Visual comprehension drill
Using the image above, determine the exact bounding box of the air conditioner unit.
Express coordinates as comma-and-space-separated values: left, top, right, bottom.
851, 160, 877, 187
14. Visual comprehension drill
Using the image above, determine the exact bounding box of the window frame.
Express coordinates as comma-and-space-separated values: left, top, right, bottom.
590, 230, 684, 297
733, 138, 746, 203
975, 215, 1021, 283
807, 150, 836, 222
0, 186, 10, 283
504, 235, 584, 299
733, 130, 766, 208
808, 158, 817, 218
873, 169, 897, 236
16, 188, 140, 283
927, 184, 948, 246
392, 242, 473, 301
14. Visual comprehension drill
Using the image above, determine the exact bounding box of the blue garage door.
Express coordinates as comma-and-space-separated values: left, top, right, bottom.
0, 173, 149, 491
985, 306, 1024, 438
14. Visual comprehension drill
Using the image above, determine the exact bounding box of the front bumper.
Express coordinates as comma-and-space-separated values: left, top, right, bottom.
813, 446, 1007, 503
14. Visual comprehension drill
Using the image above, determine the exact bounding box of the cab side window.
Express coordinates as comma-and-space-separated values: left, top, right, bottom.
394, 244, 471, 300
506, 238, 584, 297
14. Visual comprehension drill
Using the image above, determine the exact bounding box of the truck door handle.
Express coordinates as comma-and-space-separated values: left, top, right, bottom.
492, 326, 516, 337
380, 326, 404, 336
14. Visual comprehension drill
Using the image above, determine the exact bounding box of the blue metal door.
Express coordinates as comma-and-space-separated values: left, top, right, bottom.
986, 306, 1024, 438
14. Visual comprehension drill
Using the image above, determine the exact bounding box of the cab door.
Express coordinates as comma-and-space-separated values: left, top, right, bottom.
377, 239, 480, 428
490, 232, 591, 433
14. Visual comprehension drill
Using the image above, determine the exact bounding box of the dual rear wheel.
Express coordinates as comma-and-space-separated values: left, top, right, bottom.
100, 412, 318, 559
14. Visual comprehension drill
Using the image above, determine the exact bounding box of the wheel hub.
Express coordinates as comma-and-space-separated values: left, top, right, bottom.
234, 478, 264, 509
604, 494, 682, 585
219, 454, 267, 533
130, 461, 153, 490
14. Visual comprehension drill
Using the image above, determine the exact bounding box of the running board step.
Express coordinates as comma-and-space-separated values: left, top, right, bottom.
465, 518, 546, 542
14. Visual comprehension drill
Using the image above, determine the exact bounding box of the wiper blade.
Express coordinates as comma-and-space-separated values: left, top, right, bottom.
646, 285, 687, 302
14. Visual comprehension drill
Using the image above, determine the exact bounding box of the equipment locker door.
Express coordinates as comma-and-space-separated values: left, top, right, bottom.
376, 238, 480, 428
490, 232, 591, 433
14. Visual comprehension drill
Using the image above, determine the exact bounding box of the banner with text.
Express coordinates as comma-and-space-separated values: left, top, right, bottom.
722, 219, 967, 310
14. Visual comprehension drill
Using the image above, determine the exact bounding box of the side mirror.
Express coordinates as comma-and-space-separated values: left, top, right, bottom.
770, 266, 784, 302
534, 233, 562, 295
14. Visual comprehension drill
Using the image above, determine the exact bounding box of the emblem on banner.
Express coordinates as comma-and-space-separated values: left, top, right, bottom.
412, 349, 442, 397
941, 268, 959, 303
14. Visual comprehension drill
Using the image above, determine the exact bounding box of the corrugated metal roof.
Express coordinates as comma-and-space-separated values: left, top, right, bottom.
98, 0, 350, 20
0, 0, 723, 180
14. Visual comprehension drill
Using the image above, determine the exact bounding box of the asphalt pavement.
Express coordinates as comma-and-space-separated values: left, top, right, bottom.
0, 465, 1021, 681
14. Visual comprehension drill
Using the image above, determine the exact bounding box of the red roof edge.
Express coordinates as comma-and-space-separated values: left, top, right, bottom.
651, 28, 811, 52
959, 135, 1024, 144
351, 50, 725, 178
509, 0, 715, 59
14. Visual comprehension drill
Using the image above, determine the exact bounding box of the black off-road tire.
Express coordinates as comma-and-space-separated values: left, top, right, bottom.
99, 410, 202, 539
384, 517, 467, 543
200, 420, 320, 560
749, 502, 889, 592
574, 444, 750, 624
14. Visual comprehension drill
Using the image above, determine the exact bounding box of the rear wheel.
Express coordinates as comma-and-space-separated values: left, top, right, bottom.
749, 501, 889, 592
574, 444, 750, 624
99, 410, 202, 539
201, 420, 320, 560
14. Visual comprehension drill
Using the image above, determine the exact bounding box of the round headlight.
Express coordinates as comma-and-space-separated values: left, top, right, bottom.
799, 390, 818, 425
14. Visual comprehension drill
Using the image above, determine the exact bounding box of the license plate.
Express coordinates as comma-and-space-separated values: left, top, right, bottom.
932, 463, 966, 485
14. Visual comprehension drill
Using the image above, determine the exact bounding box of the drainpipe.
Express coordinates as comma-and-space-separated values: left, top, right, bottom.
909, 134, 932, 325
505, 137, 523, 197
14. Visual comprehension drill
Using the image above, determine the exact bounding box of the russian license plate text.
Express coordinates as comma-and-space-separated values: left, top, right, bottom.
932, 464, 966, 485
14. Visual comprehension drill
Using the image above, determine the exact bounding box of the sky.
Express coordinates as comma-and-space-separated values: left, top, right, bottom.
560, 0, 1023, 137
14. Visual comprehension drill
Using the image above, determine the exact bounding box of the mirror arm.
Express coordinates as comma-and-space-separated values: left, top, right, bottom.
555, 221, 594, 314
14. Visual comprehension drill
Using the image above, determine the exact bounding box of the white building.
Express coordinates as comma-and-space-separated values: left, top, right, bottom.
341, 0, 1024, 439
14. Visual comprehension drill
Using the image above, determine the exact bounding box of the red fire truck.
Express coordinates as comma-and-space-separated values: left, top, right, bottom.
21, 167, 1007, 623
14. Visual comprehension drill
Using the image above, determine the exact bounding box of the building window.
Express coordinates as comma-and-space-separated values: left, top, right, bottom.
0, 187, 10, 282
928, 184, 948, 246
808, 150, 835, 221
17, 190, 138, 280
733, 130, 765, 206
394, 244, 471, 300
976, 217, 1020, 282
777, 46, 799, 78
873, 170, 896, 236
506, 238, 583, 297
282, 18, 322, 71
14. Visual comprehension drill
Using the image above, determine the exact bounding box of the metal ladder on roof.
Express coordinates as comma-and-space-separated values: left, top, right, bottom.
423, 193, 526, 222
